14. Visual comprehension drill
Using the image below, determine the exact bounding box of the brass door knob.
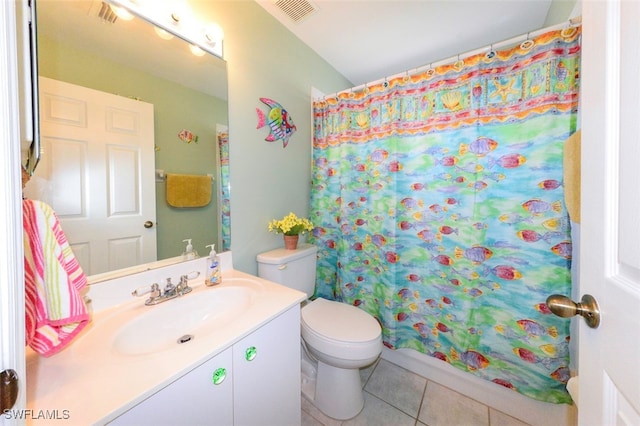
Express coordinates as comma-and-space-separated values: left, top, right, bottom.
144, 220, 154, 228
546, 294, 600, 329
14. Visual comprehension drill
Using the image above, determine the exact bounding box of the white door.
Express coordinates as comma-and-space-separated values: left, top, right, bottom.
25, 77, 157, 276
578, 0, 640, 424
1, 0, 27, 421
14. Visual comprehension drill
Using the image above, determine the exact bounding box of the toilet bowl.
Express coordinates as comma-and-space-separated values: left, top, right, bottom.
301, 297, 382, 419
257, 244, 383, 420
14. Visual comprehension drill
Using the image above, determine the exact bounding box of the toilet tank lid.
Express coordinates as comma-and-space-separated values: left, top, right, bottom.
256, 243, 318, 265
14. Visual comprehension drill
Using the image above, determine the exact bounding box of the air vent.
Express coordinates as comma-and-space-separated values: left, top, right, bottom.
275, 0, 318, 23
97, 1, 118, 24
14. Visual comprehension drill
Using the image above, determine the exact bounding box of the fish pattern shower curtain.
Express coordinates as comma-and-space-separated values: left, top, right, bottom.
217, 129, 231, 251
309, 27, 580, 404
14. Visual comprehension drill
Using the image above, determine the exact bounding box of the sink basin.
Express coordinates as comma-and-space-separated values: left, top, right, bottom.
114, 286, 255, 355
74, 278, 264, 357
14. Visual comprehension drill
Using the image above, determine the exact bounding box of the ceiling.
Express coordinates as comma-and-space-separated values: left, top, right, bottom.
36, 1, 576, 99
256, 0, 576, 87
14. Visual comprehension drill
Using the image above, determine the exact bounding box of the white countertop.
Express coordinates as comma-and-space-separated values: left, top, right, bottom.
26, 268, 305, 425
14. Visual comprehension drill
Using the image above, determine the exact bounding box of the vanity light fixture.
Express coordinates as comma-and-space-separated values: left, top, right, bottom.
106, 0, 224, 58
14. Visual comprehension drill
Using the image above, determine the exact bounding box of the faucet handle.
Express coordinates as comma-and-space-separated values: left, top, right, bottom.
164, 278, 175, 293
178, 275, 193, 294
132, 283, 160, 298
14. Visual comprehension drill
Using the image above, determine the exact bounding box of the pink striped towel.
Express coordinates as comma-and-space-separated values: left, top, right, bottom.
23, 200, 90, 357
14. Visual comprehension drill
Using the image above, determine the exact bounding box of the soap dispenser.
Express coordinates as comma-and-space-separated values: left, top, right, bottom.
205, 244, 221, 286
182, 239, 198, 260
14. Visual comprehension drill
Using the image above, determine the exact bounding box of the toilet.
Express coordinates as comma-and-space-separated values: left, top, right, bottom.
257, 244, 382, 420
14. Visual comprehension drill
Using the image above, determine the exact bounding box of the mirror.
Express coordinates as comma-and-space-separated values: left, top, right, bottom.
27, 0, 230, 282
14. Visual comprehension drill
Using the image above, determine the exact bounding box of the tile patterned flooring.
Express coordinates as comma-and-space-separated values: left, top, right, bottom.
301, 358, 531, 426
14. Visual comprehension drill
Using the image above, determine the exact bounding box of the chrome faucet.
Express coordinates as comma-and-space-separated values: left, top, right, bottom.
163, 278, 176, 297
132, 275, 193, 306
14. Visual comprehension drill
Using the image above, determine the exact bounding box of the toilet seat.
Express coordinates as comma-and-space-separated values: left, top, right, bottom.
301, 298, 382, 362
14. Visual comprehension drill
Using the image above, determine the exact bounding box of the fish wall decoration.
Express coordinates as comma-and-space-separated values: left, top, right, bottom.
256, 97, 297, 148
178, 129, 198, 144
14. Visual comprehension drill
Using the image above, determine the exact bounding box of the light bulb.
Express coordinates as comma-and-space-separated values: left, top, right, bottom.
154, 26, 174, 40
189, 44, 206, 57
204, 23, 224, 45
109, 5, 134, 21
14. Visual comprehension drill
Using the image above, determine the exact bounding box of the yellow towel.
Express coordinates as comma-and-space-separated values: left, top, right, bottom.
166, 173, 212, 208
563, 130, 581, 223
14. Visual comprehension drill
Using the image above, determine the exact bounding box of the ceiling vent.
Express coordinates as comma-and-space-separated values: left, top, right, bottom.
274, 0, 318, 23
95, 1, 118, 24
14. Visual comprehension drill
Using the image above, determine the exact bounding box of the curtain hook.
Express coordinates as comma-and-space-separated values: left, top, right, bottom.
561, 21, 579, 38
520, 32, 535, 50
454, 54, 464, 71
426, 63, 435, 77
485, 44, 496, 60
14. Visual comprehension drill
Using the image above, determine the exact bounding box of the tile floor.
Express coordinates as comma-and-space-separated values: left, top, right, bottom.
301, 358, 530, 426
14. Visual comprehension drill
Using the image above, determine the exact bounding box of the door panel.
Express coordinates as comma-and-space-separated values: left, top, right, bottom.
579, 0, 640, 423
26, 77, 157, 276
107, 146, 140, 215
38, 136, 87, 216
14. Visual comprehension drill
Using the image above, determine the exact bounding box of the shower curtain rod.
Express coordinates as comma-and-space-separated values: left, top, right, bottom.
320, 16, 582, 100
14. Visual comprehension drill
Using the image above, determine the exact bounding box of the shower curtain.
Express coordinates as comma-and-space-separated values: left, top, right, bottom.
217, 128, 231, 251
309, 27, 580, 404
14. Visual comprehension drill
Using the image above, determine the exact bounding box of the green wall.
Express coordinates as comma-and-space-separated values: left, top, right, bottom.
188, 1, 352, 273
544, 0, 578, 26
37, 35, 228, 260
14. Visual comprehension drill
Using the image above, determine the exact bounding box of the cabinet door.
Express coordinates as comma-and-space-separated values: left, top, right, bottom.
110, 347, 233, 425
233, 306, 301, 426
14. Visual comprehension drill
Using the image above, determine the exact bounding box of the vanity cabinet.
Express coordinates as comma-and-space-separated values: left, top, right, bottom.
110, 305, 300, 425
233, 305, 300, 425
110, 347, 234, 425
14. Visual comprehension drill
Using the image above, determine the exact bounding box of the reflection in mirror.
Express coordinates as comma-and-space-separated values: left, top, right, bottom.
27, 0, 229, 283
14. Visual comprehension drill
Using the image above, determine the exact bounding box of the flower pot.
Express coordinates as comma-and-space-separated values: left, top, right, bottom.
283, 235, 299, 250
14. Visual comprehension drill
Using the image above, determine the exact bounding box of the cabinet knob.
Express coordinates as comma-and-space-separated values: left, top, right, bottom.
212, 368, 227, 385
245, 346, 257, 362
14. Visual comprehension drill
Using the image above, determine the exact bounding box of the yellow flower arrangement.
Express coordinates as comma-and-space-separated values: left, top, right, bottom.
268, 212, 314, 236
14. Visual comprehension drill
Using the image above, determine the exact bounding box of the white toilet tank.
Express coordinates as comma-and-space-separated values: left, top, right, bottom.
257, 244, 318, 297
